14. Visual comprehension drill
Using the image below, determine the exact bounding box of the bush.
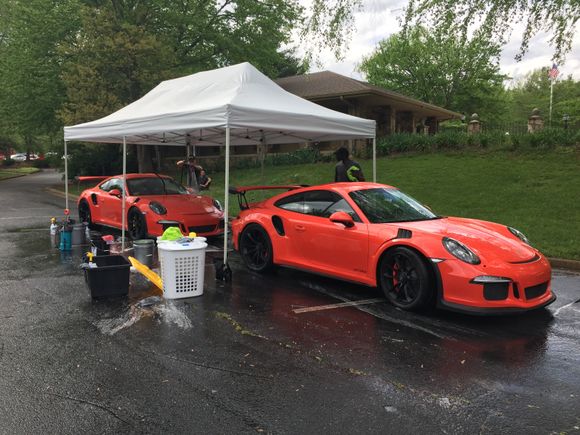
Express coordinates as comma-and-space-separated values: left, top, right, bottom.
266, 147, 321, 166
2, 158, 15, 167
33, 159, 50, 169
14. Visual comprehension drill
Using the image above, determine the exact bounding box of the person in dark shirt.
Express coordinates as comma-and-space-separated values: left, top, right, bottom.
198, 169, 212, 190
334, 147, 365, 182
177, 156, 202, 190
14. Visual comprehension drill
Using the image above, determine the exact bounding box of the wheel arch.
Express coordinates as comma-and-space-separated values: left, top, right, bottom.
374, 242, 438, 288
237, 215, 280, 261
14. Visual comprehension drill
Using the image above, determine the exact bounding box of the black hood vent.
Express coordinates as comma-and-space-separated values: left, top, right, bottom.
397, 229, 412, 239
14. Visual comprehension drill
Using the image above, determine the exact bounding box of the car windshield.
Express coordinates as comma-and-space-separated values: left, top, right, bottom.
126, 177, 188, 196
349, 188, 438, 223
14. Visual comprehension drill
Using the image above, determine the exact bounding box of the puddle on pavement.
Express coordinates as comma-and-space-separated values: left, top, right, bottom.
94, 294, 193, 335
93, 275, 193, 335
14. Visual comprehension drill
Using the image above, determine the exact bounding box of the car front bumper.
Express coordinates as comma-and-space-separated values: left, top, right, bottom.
149, 216, 225, 237
433, 254, 556, 314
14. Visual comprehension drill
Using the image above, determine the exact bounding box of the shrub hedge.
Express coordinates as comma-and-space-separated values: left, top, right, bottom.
201, 129, 579, 172
375, 129, 579, 156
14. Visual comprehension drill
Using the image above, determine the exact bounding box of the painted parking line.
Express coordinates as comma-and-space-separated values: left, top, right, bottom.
292, 298, 385, 314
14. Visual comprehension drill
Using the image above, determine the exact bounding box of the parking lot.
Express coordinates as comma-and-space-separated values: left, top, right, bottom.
1, 171, 579, 434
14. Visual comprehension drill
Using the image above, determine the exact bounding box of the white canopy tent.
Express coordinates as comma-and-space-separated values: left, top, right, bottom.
64, 62, 376, 274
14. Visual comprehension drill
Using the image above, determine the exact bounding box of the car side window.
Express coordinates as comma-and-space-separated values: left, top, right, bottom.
275, 190, 361, 222
275, 193, 305, 213
109, 179, 124, 192
99, 179, 114, 192
99, 178, 123, 193
303, 190, 361, 222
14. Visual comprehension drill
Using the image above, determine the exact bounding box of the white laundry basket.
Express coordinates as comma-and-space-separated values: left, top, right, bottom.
158, 240, 207, 299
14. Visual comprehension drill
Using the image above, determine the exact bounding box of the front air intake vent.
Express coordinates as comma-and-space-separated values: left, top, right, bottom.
525, 282, 548, 300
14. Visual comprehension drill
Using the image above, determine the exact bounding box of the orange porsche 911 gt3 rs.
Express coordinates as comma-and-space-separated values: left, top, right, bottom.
77, 173, 224, 239
230, 182, 555, 314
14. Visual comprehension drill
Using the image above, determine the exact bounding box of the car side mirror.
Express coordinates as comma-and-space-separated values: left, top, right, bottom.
329, 211, 354, 228
109, 188, 122, 198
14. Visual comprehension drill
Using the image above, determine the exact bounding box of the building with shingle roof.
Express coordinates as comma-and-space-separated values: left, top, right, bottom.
276, 71, 461, 137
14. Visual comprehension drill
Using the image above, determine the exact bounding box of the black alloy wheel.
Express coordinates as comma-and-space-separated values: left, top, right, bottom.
239, 223, 274, 272
128, 208, 148, 240
379, 246, 434, 311
78, 201, 95, 229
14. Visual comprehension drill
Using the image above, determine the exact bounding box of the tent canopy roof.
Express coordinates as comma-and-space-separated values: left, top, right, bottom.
64, 62, 376, 146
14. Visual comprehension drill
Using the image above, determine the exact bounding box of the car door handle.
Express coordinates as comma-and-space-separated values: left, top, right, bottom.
295, 225, 306, 232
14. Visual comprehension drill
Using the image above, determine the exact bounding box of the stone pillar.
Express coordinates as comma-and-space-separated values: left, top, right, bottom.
390, 109, 397, 135
467, 113, 481, 134
527, 108, 544, 133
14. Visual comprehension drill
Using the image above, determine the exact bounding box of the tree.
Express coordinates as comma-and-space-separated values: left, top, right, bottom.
406, 0, 580, 63
359, 26, 507, 121
0, 0, 80, 156
505, 68, 580, 127
58, 0, 312, 172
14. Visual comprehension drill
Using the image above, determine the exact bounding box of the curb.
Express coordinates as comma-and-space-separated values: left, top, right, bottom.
45, 187, 79, 201
0, 173, 27, 181
548, 258, 580, 272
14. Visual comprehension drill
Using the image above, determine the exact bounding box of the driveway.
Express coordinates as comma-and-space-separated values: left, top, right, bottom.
1, 170, 579, 434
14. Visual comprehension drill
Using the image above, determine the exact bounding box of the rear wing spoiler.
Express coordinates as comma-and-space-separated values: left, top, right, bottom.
228, 185, 307, 210
75, 175, 109, 184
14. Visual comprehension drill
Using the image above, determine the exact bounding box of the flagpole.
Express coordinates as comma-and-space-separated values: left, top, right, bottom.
548, 63, 558, 128
549, 78, 554, 127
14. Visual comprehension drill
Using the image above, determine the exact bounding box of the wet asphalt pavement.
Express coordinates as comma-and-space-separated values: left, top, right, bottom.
1, 170, 580, 434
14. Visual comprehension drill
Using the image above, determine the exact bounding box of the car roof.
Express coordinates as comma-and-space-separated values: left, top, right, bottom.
105, 173, 173, 180
302, 182, 395, 194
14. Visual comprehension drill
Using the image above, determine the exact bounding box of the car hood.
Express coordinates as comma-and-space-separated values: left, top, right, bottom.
138, 194, 217, 215
395, 217, 537, 263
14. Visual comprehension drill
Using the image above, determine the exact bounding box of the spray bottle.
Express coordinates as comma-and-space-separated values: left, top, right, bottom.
50, 217, 59, 248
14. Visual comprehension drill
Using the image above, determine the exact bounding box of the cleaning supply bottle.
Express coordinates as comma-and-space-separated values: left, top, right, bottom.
59, 221, 72, 251
50, 218, 59, 248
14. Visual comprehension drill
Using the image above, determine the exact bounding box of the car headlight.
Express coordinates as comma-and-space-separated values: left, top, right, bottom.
442, 237, 480, 265
149, 201, 167, 215
508, 226, 531, 245
213, 199, 223, 211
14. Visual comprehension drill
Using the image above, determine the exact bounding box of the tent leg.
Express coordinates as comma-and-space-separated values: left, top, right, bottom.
121, 137, 127, 252
372, 135, 376, 183
64, 140, 69, 212
216, 127, 232, 282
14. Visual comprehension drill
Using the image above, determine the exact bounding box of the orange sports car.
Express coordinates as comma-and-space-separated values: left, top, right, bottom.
230, 182, 555, 314
77, 173, 224, 239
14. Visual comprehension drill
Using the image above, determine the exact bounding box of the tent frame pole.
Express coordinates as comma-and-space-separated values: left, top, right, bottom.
64, 140, 69, 211
372, 134, 376, 182
121, 137, 127, 252
223, 127, 230, 265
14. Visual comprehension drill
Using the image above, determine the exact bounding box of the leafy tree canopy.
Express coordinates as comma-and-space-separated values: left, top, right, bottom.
359, 26, 507, 121
505, 69, 580, 127
0, 0, 80, 151
405, 0, 580, 63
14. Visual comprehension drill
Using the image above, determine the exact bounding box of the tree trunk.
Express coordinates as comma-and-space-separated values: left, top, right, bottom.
136, 145, 154, 173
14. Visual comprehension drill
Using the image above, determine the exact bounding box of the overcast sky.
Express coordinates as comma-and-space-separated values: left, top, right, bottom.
297, 0, 580, 84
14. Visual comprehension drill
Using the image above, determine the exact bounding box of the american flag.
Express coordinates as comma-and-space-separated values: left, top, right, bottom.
548, 63, 559, 79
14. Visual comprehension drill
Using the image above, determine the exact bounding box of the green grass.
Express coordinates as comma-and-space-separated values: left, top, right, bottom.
57, 149, 580, 259
204, 149, 580, 260
0, 166, 40, 180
